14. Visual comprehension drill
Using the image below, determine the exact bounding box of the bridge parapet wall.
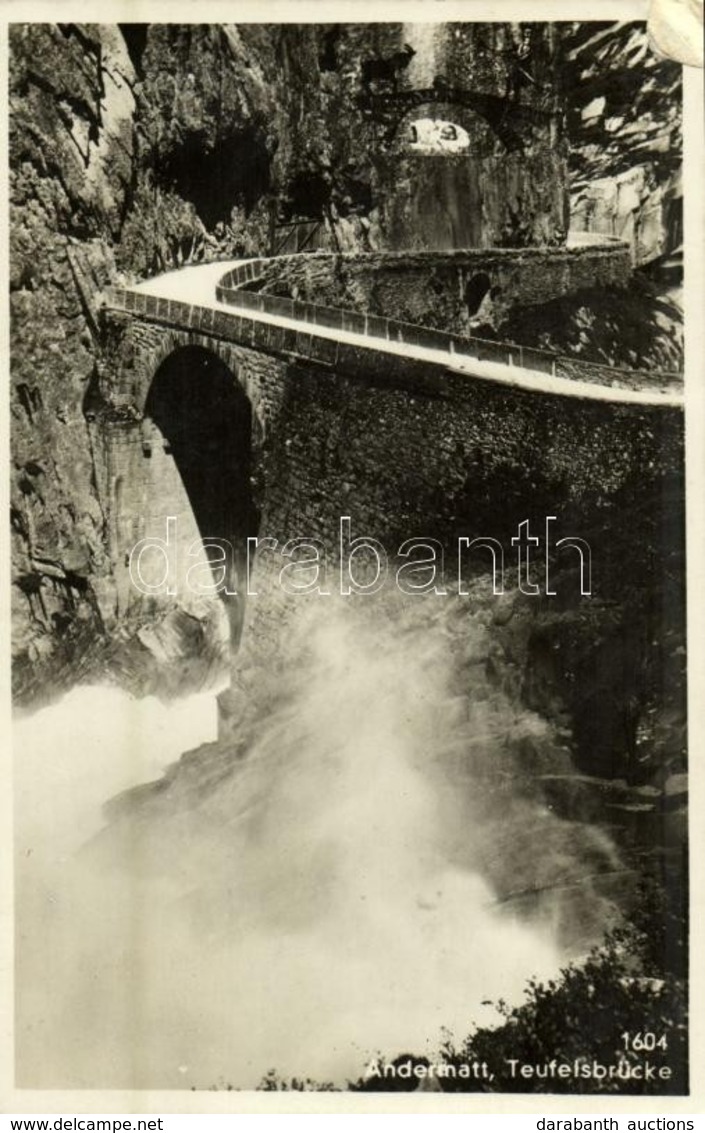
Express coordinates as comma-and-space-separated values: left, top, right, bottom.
212, 268, 679, 397
104, 282, 680, 401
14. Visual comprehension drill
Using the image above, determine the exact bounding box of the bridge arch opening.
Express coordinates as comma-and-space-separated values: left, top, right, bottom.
465, 272, 492, 315
144, 345, 259, 643
380, 100, 499, 251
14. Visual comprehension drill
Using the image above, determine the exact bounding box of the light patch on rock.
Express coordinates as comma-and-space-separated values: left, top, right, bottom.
407, 118, 470, 154
581, 96, 606, 121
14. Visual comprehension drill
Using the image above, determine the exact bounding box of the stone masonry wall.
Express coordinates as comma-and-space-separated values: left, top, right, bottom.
96, 308, 683, 644
92, 317, 288, 631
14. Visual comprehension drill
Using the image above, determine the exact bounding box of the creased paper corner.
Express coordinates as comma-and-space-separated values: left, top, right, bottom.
648, 0, 704, 66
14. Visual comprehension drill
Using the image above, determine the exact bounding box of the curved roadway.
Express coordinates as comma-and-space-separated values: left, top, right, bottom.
129, 258, 683, 409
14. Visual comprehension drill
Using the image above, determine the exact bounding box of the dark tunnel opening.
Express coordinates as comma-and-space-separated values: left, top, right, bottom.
155, 128, 271, 230
144, 346, 260, 632
464, 272, 492, 316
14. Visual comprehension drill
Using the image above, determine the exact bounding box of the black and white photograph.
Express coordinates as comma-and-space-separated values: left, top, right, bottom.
4, 4, 702, 1106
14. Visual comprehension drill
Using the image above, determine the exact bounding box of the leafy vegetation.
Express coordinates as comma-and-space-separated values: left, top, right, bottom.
258, 875, 687, 1094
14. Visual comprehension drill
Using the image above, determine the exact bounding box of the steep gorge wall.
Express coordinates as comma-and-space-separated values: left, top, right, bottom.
270, 22, 568, 251
10, 25, 134, 682
10, 23, 282, 693
566, 22, 682, 263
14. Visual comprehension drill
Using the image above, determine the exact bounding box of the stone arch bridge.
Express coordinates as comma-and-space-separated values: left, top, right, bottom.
91, 252, 683, 689
359, 84, 554, 150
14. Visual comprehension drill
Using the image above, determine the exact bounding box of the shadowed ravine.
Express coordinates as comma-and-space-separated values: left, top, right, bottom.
15, 585, 634, 1090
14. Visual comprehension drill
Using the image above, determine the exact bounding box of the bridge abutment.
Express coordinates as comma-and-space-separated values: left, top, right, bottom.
94, 279, 683, 742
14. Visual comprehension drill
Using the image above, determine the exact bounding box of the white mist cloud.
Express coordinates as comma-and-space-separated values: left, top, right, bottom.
14, 593, 622, 1089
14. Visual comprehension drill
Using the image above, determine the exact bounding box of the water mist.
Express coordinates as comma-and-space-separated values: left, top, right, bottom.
15, 587, 625, 1089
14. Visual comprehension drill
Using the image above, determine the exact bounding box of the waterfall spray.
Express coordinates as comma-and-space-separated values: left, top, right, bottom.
15, 587, 626, 1089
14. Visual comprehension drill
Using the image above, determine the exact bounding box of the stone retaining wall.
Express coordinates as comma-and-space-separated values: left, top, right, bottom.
96, 302, 683, 638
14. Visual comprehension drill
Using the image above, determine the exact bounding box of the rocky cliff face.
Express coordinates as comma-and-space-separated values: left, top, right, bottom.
565, 21, 682, 264
117, 25, 279, 277
10, 23, 279, 699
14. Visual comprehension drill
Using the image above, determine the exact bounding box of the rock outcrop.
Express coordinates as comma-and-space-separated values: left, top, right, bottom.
10, 24, 283, 698
565, 22, 682, 264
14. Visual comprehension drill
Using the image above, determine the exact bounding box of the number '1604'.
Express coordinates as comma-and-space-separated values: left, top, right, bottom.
621, 1032, 668, 1052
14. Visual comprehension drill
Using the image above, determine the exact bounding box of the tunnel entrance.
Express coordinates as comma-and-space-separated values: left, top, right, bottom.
156, 127, 271, 230
465, 272, 492, 316
144, 346, 259, 644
